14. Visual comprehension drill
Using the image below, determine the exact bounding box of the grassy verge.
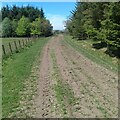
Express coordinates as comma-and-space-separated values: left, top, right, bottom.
2, 37, 50, 117
50, 50, 75, 117
63, 35, 118, 73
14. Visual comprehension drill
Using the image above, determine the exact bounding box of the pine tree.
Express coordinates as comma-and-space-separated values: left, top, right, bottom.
40, 8, 45, 19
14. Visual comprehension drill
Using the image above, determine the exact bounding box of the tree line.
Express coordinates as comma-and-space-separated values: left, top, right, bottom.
65, 2, 120, 57
1, 5, 53, 37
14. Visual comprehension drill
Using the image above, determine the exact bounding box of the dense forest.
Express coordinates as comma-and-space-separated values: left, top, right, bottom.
1, 5, 53, 37
65, 2, 120, 57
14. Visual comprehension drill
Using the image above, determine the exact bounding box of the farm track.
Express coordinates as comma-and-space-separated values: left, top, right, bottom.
34, 35, 118, 118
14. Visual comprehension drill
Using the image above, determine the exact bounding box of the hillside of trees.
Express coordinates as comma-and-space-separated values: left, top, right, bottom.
1, 5, 53, 37
65, 2, 120, 57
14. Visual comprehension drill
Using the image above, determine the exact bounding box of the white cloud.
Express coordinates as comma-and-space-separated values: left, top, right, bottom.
46, 14, 66, 30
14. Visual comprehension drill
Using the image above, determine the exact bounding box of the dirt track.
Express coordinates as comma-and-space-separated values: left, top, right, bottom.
34, 35, 118, 118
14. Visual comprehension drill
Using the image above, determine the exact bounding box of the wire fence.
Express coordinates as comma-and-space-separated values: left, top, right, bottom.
2, 37, 37, 57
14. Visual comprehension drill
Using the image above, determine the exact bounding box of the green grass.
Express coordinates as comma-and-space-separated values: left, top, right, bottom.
2, 37, 50, 117
63, 35, 118, 73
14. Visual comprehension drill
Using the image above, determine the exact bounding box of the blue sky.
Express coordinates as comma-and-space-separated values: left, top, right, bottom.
1, 2, 76, 30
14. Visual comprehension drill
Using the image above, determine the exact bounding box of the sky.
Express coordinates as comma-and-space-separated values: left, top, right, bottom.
1, 2, 76, 30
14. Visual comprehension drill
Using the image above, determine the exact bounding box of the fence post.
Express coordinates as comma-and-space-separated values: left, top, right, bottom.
25, 39, 27, 46
28, 38, 30, 45
27, 38, 28, 44
29, 38, 31, 44
19, 40, 21, 48
14, 41, 18, 52
22, 39, 25, 47
28, 38, 29, 43
2, 45, 6, 55
30, 37, 31, 43
9, 42, 12, 54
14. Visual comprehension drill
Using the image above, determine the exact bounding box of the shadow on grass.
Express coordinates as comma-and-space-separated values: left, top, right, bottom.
92, 42, 107, 49
105, 47, 120, 58
92, 42, 120, 58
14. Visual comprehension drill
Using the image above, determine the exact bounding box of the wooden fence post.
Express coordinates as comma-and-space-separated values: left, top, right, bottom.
28, 38, 29, 43
25, 39, 27, 46
22, 39, 25, 47
14, 41, 18, 52
19, 40, 21, 48
2, 45, 6, 55
27, 38, 28, 44
29, 38, 31, 43
9, 42, 12, 54
30, 38, 31, 43
26, 39, 28, 45
28, 38, 30, 44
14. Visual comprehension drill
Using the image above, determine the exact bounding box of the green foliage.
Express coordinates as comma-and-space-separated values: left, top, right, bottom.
66, 2, 120, 57
30, 18, 53, 37
1, 5, 53, 38
2, 17, 12, 37
99, 3, 120, 56
1, 5, 45, 21
0, 23, 2, 37
11, 19, 18, 37
41, 19, 53, 36
40, 8, 45, 19
16, 16, 30, 37
30, 18, 42, 36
